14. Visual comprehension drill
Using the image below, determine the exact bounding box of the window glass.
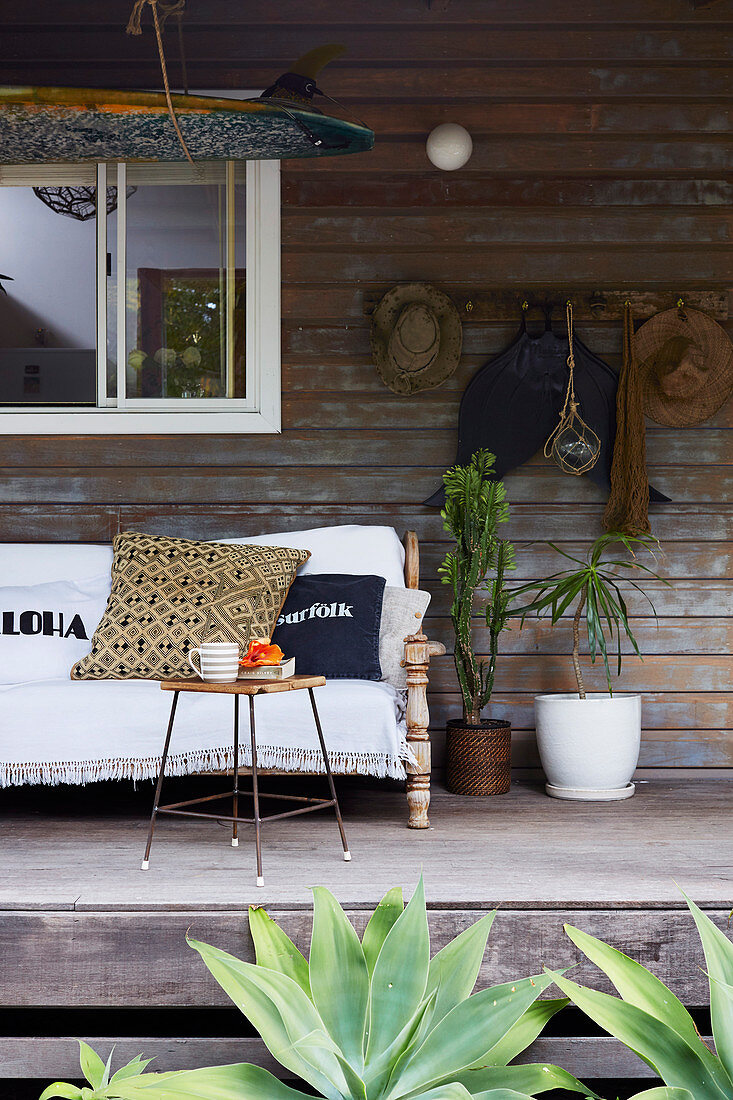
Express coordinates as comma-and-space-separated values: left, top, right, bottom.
0, 155, 278, 432
0, 181, 97, 406
122, 166, 246, 401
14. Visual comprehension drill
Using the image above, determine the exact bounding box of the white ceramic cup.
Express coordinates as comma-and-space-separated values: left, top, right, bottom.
188, 642, 240, 683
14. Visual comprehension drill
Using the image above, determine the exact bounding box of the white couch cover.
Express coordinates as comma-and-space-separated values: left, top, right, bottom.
0, 526, 412, 788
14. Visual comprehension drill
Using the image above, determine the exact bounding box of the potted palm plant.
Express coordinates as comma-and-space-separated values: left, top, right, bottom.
439, 450, 515, 796
511, 531, 667, 802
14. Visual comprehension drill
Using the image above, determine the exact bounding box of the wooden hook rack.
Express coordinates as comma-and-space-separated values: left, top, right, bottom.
363, 288, 728, 323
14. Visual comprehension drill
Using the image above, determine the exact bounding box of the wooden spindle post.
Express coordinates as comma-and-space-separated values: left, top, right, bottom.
403, 530, 445, 829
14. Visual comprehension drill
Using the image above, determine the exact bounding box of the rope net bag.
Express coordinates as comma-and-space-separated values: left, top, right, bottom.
603, 301, 651, 535
545, 302, 602, 475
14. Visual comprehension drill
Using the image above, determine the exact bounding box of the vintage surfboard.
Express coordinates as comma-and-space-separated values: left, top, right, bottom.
0, 86, 375, 164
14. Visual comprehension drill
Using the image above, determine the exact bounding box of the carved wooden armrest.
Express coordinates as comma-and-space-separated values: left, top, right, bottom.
403, 630, 446, 829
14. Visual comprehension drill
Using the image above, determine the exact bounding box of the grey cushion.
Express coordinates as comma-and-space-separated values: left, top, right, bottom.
379, 586, 431, 689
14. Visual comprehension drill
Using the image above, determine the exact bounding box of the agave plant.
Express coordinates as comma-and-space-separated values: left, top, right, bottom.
549, 890, 733, 1100
40, 879, 592, 1100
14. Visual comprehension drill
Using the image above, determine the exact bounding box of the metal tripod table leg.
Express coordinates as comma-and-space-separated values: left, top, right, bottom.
232, 695, 239, 848
141, 690, 179, 870
249, 695, 264, 887
308, 686, 351, 861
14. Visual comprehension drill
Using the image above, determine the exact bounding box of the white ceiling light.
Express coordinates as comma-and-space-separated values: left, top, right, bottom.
426, 123, 473, 171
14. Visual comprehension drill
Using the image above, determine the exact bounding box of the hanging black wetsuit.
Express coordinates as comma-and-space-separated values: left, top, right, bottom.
425, 310, 669, 506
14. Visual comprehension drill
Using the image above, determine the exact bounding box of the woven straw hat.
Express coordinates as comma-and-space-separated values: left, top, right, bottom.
634, 306, 733, 427
371, 283, 462, 395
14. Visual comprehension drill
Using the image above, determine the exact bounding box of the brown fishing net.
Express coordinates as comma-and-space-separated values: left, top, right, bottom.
603, 302, 650, 535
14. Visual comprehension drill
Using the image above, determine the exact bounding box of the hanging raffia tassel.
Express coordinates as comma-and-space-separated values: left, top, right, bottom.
603, 301, 651, 535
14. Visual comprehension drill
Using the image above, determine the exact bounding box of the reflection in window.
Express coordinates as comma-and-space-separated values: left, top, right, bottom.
0, 182, 96, 406
123, 172, 245, 400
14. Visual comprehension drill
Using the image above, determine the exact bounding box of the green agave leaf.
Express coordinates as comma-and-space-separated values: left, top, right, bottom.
310, 887, 370, 1070
38, 1085, 84, 1100
364, 989, 437, 1096
682, 890, 733, 1086
400, 1085, 473, 1100
452, 1062, 594, 1097
111, 1058, 154, 1084
630, 1091, 695, 1100
295, 1031, 368, 1100
101, 1050, 115, 1090
367, 877, 430, 1061
187, 938, 345, 1100
564, 925, 703, 1050
79, 1041, 107, 1090
388, 974, 554, 1099
480, 999, 568, 1068
468, 1091, 538, 1100
424, 911, 496, 1026
108, 1062, 316, 1100
330, 1049, 368, 1100
549, 969, 729, 1100
362, 887, 404, 977
248, 906, 311, 998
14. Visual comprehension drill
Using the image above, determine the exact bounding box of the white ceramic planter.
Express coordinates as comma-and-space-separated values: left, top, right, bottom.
534, 693, 641, 801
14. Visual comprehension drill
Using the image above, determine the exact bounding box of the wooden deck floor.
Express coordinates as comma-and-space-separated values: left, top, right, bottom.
1, 777, 730, 910
1, 777, 731, 1085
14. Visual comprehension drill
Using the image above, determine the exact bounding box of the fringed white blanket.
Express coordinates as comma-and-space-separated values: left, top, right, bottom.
0, 678, 412, 787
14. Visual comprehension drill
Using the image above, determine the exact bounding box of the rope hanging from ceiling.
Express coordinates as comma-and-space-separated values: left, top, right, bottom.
126, 0, 195, 165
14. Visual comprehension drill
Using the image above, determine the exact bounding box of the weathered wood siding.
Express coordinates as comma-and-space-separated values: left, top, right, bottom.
1, 0, 731, 769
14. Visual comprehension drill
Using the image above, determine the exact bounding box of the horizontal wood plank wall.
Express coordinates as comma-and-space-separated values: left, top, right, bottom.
0, 0, 731, 770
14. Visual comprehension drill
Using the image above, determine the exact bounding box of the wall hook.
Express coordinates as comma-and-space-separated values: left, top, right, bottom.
589, 290, 607, 317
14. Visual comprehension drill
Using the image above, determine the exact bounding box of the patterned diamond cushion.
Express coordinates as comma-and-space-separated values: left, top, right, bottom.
71, 532, 310, 681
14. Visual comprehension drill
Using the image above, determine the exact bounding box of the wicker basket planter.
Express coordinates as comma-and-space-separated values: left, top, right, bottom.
445, 718, 511, 796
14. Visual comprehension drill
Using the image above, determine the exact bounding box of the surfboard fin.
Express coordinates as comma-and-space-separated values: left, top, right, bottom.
261, 43, 346, 105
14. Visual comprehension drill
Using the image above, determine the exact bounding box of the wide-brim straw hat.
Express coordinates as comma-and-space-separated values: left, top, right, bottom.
634, 306, 733, 427
370, 283, 462, 395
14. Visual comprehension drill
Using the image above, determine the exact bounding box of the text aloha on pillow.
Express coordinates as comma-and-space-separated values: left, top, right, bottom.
0, 576, 110, 685
271, 574, 385, 679
71, 532, 310, 681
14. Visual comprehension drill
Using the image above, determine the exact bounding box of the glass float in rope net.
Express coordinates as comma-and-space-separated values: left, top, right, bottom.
545, 303, 602, 476
550, 399, 601, 474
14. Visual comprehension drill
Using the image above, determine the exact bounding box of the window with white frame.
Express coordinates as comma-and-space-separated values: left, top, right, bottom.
0, 158, 280, 433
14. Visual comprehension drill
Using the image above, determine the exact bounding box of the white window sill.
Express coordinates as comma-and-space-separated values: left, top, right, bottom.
0, 409, 281, 434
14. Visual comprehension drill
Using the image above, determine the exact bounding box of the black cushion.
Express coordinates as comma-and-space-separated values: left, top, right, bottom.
271, 574, 385, 679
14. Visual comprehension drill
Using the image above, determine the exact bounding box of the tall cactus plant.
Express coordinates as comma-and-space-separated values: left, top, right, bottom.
439, 450, 515, 725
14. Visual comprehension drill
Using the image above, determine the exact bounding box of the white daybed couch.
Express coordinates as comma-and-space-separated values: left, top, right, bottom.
0, 525, 443, 827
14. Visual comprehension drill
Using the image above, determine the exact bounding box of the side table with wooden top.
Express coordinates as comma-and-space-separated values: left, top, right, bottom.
141, 675, 350, 887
